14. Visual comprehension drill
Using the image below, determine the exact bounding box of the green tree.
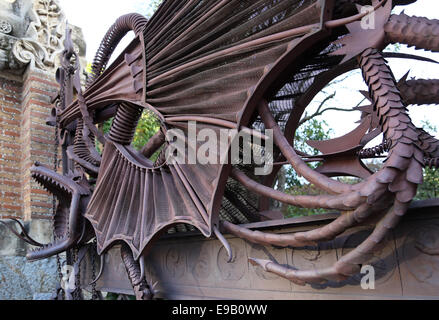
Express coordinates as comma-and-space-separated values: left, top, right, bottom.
147, 0, 163, 16
282, 119, 333, 218
281, 113, 438, 218
415, 120, 439, 200
100, 110, 161, 159
287, 118, 333, 187
132, 111, 161, 151
418, 167, 439, 199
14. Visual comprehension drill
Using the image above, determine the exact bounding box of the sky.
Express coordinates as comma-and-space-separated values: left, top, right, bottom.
58, 0, 155, 62
58, 0, 439, 139
304, 1, 439, 139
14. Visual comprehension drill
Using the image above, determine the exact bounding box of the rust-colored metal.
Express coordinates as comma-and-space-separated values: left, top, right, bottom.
120, 244, 154, 300
385, 13, 439, 52
399, 79, 439, 106
3, 0, 437, 299
87, 13, 148, 87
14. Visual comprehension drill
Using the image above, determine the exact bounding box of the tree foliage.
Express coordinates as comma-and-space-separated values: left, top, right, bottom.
147, 0, 163, 16
132, 111, 161, 151
100, 110, 160, 156
416, 120, 438, 200
282, 119, 333, 218
287, 119, 333, 187
417, 167, 439, 199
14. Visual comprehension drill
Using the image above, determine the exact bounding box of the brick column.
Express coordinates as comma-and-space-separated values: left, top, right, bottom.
21, 67, 59, 221
0, 66, 59, 221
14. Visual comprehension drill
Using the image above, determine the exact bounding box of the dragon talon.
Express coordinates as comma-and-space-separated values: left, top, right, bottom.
89, 253, 105, 285
214, 225, 233, 263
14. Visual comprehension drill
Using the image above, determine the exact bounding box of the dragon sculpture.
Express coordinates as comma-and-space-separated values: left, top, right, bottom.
3, 0, 439, 299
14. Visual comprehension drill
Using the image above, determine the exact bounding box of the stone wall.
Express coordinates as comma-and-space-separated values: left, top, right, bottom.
0, 219, 57, 300
85, 208, 439, 300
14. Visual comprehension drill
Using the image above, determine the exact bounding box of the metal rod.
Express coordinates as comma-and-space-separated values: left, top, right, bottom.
213, 225, 233, 263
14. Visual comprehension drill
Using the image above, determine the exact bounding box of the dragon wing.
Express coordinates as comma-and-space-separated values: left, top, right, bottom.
61, 0, 329, 259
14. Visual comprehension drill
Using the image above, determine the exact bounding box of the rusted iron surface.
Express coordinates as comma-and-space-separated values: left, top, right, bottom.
2, 0, 438, 299
385, 13, 439, 52
86, 13, 148, 87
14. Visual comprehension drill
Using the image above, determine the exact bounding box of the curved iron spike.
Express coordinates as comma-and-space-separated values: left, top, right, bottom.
0, 219, 44, 247
0, 220, 26, 242
151, 281, 160, 296
248, 258, 308, 286
214, 225, 233, 263
383, 52, 439, 64
89, 253, 105, 286
133, 255, 146, 287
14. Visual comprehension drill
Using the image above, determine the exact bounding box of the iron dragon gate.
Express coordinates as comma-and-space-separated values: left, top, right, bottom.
3, 0, 439, 299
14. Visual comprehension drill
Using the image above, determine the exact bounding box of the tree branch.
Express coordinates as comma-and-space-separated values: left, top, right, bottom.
298, 92, 336, 126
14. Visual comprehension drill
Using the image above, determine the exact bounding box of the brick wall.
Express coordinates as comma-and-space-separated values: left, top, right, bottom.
0, 66, 59, 221
0, 75, 23, 219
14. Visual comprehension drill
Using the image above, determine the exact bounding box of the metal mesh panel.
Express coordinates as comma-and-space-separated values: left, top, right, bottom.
143, 0, 322, 121
140, 0, 328, 227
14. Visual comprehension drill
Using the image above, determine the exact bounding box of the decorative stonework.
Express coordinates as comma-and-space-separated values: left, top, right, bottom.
340, 229, 396, 285
31, 0, 65, 68
82, 213, 439, 299
12, 38, 47, 69
217, 243, 246, 281
0, 36, 15, 69
0, 0, 86, 72
165, 247, 186, 279
403, 224, 439, 285
0, 20, 12, 34
190, 244, 211, 280
249, 244, 282, 281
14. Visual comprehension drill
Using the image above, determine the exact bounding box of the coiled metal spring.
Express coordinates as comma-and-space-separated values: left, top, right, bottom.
87, 13, 148, 87
109, 103, 143, 145
425, 157, 439, 169
357, 140, 390, 159
73, 119, 99, 167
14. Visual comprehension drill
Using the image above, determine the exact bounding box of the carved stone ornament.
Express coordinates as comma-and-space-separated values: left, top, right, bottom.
0, 20, 12, 34
12, 38, 46, 69
403, 225, 439, 285
0, 0, 86, 72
